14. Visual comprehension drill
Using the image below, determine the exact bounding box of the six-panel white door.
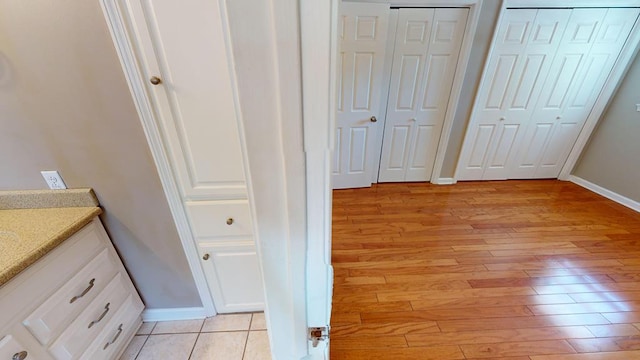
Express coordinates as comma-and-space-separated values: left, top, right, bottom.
378, 8, 468, 182
334, 2, 390, 189
510, 8, 640, 179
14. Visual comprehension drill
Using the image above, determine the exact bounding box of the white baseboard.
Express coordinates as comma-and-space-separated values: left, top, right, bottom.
433, 177, 456, 185
142, 307, 210, 322
569, 175, 640, 213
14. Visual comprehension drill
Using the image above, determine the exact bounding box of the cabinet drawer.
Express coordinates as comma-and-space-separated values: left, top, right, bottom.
23, 248, 118, 346
49, 273, 129, 360
81, 295, 143, 360
199, 242, 264, 313
186, 200, 253, 238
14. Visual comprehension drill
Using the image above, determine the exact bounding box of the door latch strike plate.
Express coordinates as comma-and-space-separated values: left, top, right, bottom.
308, 326, 329, 347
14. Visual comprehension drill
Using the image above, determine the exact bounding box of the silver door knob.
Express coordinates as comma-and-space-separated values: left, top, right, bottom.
149, 76, 162, 85
499, 117, 506, 121
203, 254, 210, 261
370, 116, 377, 123
556, 116, 562, 120
410, 118, 416, 122
13, 352, 28, 360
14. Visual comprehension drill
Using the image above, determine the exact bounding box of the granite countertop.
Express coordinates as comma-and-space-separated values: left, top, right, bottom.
0, 189, 102, 286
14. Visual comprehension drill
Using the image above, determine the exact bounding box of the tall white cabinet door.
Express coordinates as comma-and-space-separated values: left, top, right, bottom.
129, 1, 247, 199
456, 9, 570, 180
334, 2, 390, 189
378, 8, 468, 182
511, 8, 640, 179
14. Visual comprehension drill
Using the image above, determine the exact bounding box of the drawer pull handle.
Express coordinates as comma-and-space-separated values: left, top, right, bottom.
103, 324, 123, 350
70, 278, 96, 303
12, 351, 28, 360
88, 303, 110, 328
226, 218, 234, 225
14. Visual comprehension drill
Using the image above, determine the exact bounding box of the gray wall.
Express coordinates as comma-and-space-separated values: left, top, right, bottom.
441, 1, 502, 177
0, 1, 200, 308
572, 51, 640, 203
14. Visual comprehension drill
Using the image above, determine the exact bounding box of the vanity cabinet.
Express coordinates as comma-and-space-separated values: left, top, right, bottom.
0, 218, 143, 360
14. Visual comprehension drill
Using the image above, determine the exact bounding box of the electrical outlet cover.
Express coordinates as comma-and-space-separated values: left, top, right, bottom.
41, 171, 67, 190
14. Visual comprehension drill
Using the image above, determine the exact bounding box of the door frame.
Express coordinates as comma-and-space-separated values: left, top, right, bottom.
454, 0, 640, 181
342, 0, 484, 185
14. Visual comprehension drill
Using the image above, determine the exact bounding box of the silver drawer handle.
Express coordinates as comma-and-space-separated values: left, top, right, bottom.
70, 278, 96, 304
12, 351, 28, 360
103, 324, 123, 350
88, 303, 110, 328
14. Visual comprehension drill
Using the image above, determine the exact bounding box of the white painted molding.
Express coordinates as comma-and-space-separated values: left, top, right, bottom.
431, 0, 483, 183
100, 0, 216, 316
345, 0, 482, 5
433, 177, 457, 185
142, 307, 208, 322
569, 175, 640, 213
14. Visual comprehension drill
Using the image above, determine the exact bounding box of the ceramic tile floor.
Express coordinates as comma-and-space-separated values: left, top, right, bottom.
120, 313, 271, 360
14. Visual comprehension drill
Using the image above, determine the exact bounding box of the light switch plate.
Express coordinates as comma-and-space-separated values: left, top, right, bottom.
41, 171, 67, 190
636, 104, 640, 112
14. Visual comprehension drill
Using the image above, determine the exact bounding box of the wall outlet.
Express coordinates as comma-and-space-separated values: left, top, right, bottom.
41, 171, 67, 190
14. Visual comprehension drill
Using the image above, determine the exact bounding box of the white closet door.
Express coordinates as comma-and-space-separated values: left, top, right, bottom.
456, 9, 571, 180
378, 8, 468, 182
511, 8, 640, 179
334, 2, 390, 189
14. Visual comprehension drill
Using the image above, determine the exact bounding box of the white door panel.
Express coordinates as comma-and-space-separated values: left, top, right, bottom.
334, 2, 390, 189
379, 8, 468, 182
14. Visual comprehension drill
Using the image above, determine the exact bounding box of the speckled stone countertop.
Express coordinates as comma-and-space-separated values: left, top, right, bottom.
0, 189, 102, 286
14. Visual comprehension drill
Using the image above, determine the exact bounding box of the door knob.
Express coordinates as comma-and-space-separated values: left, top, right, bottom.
499, 117, 506, 121
226, 218, 234, 225
410, 118, 416, 122
556, 116, 562, 120
370, 116, 377, 123
149, 76, 162, 85
203, 254, 210, 261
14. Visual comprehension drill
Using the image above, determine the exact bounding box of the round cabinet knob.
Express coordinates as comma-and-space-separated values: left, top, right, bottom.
556, 116, 562, 120
202, 254, 210, 261
410, 118, 417, 122
226, 218, 234, 225
13, 351, 28, 360
149, 76, 162, 85
370, 116, 377, 123
499, 117, 506, 121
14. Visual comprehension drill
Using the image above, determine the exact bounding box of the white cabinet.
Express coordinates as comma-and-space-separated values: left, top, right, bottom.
119, 0, 264, 313
0, 219, 144, 360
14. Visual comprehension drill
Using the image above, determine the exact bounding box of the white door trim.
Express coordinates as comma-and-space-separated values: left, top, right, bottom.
454, 0, 640, 181
100, 0, 216, 317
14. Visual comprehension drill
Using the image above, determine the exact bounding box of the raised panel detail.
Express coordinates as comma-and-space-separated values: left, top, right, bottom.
544, 54, 582, 109
422, 55, 449, 110
333, 128, 342, 174
490, 124, 520, 168
531, 22, 560, 44
337, 52, 345, 112
352, 53, 375, 110
434, 20, 456, 42
511, 54, 545, 109
505, 21, 529, 43
405, 21, 428, 42
541, 123, 577, 166
571, 22, 598, 43
396, 56, 421, 110
522, 123, 552, 166
486, 55, 518, 109
356, 16, 378, 40
349, 127, 368, 173
388, 126, 410, 169
570, 54, 609, 108
410, 125, 435, 169
468, 125, 495, 169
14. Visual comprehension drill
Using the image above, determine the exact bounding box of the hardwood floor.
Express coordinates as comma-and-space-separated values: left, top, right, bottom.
330, 180, 640, 359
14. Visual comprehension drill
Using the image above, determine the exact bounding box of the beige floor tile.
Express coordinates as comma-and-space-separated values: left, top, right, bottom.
250, 313, 267, 330
243, 331, 271, 360
119, 335, 147, 360
136, 334, 198, 360
202, 314, 252, 332
152, 319, 204, 334
190, 331, 247, 360
137, 322, 156, 335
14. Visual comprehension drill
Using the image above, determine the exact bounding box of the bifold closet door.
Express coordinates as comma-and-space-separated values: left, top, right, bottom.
378, 8, 468, 182
457, 7, 640, 181
456, 9, 571, 180
509, 8, 640, 179
334, 2, 390, 189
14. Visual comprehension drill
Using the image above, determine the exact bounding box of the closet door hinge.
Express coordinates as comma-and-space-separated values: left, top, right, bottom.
308, 326, 330, 347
